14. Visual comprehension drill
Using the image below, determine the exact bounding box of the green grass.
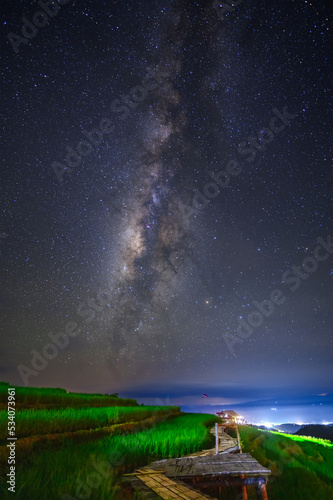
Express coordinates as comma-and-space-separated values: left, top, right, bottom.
0, 413, 218, 500
4, 382, 331, 500
0, 406, 180, 440
260, 429, 333, 447
239, 425, 333, 500
0, 382, 138, 408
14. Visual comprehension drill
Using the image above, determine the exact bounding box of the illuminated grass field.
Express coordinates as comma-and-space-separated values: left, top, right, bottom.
1, 383, 332, 500
0, 382, 137, 408
262, 429, 333, 447
238, 426, 333, 500
0, 411, 218, 500
0, 405, 179, 440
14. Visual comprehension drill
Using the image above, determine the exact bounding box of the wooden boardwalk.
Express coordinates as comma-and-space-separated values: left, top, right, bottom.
180, 425, 238, 458
129, 469, 216, 500
126, 425, 271, 500
211, 424, 239, 454
145, 453, 271, 478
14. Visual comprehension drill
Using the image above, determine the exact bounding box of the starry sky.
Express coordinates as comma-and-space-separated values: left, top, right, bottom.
0, 0, 332, 407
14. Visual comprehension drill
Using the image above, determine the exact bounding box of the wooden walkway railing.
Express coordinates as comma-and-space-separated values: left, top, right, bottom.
212, 423, 239, 454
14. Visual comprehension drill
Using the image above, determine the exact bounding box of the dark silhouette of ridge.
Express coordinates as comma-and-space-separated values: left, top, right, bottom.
294, 424, 333, 442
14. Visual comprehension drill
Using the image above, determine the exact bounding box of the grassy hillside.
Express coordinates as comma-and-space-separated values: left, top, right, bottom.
0, 382, 138, 409
0, 406, 180, 440
0, 382, 218, 499
295, 424, 333, 442
239, 425, 333, 500
0, 409, 217, 499
3, 383, 332, 499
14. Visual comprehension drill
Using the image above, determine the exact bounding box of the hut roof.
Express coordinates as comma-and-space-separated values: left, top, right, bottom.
216, 410, 240, 417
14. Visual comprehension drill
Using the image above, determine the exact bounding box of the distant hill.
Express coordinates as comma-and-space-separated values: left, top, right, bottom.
295, 424, 333, 442
181, 393, 333, 415
274, 423, 302, 434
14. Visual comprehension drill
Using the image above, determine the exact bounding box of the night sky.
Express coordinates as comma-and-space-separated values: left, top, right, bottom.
1, 0, 332, 408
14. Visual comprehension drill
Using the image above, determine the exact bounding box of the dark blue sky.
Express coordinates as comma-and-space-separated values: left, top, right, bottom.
0, 0, 332, 404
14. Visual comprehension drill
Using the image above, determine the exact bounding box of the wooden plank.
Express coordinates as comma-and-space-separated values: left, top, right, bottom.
213, 456, 257, 464
149, 456, 271, 478
215, 423, 218, 455
163, 476, 213, 499
137, 473, 216, 500
139, 476, 181, 499
127, 476, 160, 499
211, 463, 228, 474
236, 426, 242, 452
152, 475, 212, 499
186, 450, 214, 457
125, 470, 165, 476
219, 446, 239, 454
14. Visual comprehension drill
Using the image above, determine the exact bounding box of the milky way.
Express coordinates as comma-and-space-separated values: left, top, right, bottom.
0, 0, 332, 398
92, 10, 198, 374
